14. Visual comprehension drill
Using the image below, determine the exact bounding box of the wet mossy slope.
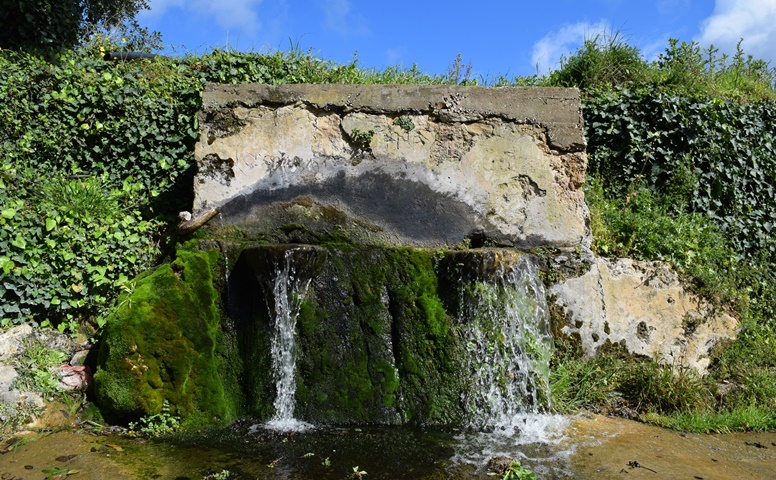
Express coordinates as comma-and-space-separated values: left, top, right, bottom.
95, 242, 535, 427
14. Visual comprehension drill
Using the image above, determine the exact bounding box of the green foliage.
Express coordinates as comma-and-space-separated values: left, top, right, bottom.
186, 48, 460, 86
584, 177, 740, 304
585, 87, 776, 257
0, 50, 201, 208
11, 337, 67, 394
551, 353, 713, 417
349, 128, 375, 148
0, 167, 162, 330
0, 49, 199, 330
549, 31, 647, 90
500, 461, 536, 480
653, 38, 776, 100
393, 115, 415, 132
642, 405, 776, 433
0, 0, 150, 51
549, 33, 776, 100
128, 400, 180, 436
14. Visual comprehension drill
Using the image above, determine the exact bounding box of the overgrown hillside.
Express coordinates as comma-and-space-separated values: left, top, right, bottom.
550, 34, 776, 432
2, 35, 776, 432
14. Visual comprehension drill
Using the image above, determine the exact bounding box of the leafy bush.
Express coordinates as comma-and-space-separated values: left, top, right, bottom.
585, 86, 776, 256
549, 31, 647, 90
0, 48, 199, 330
1, 164, 161, 330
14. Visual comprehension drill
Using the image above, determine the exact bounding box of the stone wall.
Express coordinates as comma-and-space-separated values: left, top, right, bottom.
194, 84, 589, 249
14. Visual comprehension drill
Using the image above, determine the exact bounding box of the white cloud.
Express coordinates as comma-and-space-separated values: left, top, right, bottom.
320, 0, 369, 37
696, 0, 776, 64
144, 0, 263, 36
531, 21, 610, 74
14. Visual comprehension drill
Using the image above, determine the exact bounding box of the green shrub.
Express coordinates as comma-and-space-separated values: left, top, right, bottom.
0, 166, 161, 330
585, 87, 776, 257
549, 31, 647, 90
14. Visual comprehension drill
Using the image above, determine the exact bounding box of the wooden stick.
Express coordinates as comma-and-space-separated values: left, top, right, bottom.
178, 208, 219, 235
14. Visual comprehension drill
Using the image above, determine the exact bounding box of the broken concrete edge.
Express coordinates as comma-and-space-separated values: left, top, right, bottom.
201, 83, 586, 152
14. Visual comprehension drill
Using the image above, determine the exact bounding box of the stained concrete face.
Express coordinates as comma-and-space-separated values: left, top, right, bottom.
194, 84, 589, 249
550, 258, 739, 374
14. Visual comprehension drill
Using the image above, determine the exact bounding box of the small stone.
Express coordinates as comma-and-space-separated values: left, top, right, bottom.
55, 365, 93, 391
69, 349, 90, 367
24, 465, 34, 470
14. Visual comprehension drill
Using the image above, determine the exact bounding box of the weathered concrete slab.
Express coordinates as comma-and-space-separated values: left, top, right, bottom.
194, 84, 589, 249
550, 258, 739, 374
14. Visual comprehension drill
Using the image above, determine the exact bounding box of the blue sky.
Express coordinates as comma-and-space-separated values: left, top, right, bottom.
137, 0, 776, 78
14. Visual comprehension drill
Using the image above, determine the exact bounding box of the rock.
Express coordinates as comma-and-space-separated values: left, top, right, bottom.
0, 364, 21, 404
0, 363, 45, 409
93, 248, 242, 424
550, 257, 739, 374
0, 325, 34, 362
55, 365, 92, 391
487, 456, 515, 475
69, 349, 90, 367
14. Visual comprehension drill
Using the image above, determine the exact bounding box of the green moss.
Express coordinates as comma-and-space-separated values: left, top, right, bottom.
375, 359, 399, 394
281, 246, 469, 424
94, 247, 243, 427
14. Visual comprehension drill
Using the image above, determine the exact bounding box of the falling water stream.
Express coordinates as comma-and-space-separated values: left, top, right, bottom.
262, 249, 313, 432
255, 249, 570, 476
453, 256, 570, 476
460, 256, 553, 430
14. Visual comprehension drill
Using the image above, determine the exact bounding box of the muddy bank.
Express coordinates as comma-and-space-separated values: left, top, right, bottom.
567, 415, 776, 479
1, 416, 775, 479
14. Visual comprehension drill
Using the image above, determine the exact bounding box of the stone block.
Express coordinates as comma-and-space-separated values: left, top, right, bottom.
550, 257, 739, 374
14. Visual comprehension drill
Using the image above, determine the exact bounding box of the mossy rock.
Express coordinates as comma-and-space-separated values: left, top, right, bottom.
231, 245, 468, 425
93, 249, 242, 426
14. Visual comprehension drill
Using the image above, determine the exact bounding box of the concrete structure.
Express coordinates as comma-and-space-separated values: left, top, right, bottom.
194, 84, 589, 249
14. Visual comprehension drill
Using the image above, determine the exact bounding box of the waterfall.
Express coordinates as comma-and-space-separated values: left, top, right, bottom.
264, 249, 313, 432
459, 256, 554, 434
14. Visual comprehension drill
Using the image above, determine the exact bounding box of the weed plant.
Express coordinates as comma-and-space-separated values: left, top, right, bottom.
11, 338, 67, 395
128, 400, 181, 437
